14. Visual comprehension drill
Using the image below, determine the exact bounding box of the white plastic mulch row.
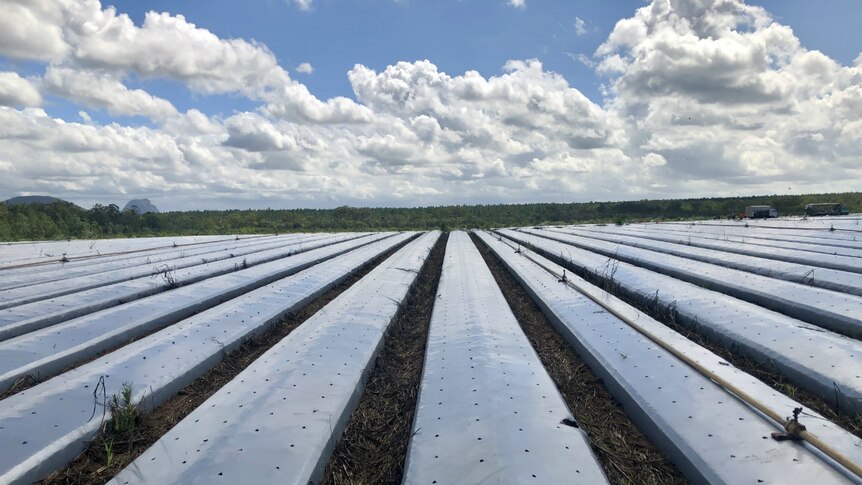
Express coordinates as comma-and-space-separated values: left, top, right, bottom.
549, 226, 862, 296
499, 229, 862, 416
0, 233, 300, 290
0, 234, 288, 279
0, 233, 393, 392
663, 217, 862, 233
0, 234, 251, 267
402, 232, 608, 484
0, 234, 358, 309
521, 228, 862, 338
110, 231, 440, 485
629, 222, 862, 250
0, 233, 364, 341
0, 232, 416, 485
574, 224, 862, 262
477, 231, 862, 484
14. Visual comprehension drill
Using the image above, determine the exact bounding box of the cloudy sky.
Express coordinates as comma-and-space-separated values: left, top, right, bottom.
1, 0, 860, 210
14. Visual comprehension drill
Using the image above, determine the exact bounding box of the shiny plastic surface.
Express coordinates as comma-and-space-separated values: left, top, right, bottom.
0, 233, 364, 341
0, 234, 361, 309
0, 233, 392, 392
111, 231, 439, 485
0, 234, 310, 290
479, 231, 862, 484
0, 234, 243, 267
662, 217, 862, 233
500, 229, 862, 415
548, 226, 862, 296
568, 225, 862, 264
402, 232, 608, 485
626, 223, 862, 250
521, 228, 862, 337
0, 233, 414, 485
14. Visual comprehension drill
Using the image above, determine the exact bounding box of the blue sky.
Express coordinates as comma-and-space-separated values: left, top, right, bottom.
0, 0, 860, 210
111, 0, 629, 100
113, 1, 862, 94
44, 0, 862, 123
21, 0, 634, 123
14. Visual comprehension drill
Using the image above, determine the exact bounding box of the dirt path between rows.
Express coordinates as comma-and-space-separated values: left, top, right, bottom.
505, 230, 862, 437
319, 233, 447, 485
41, 235, 417, 485
471, 232, 688, 485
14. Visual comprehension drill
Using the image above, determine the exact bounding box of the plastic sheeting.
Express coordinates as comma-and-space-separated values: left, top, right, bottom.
547, 227, 862, 296
110, 231, 440, 485
626, 223, 862, 250
0, 233, 365, 341
521, 228, 862, 337
0, 233, 308, 290
499, 229, 862, 416
478, 231, 862, 484
0, 232, 415, 485
662, 217, 862, 232
0, 234, 364, 309
402, 232, 608, 485
0, 234, 250, 267
0, 233, 395, 392
567, 225, 862, 263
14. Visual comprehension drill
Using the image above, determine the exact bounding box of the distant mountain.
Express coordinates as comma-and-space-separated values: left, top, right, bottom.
4, 195, 68, 206
123, 199, 160, 214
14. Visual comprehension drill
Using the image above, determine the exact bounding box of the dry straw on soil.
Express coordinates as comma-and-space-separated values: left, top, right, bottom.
40, 236, 417, 485
471, 233, 689, 485
320, 233, 447, 485
513, 233, 862, 438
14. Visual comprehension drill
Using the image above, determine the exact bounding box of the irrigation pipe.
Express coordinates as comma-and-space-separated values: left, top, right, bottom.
487, 230, 862, 480
0, 235, 270, 270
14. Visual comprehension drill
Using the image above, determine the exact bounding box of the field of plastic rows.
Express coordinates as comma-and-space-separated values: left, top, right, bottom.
1, 219, 860, 484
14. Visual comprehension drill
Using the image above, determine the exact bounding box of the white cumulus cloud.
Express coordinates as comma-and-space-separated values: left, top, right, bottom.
0, 1, 68, 61
296, 62, 314, 74
0, 72, 42, 107
43, 66, 178, 121
595, 0, 862, 193
0, 0, 860, 209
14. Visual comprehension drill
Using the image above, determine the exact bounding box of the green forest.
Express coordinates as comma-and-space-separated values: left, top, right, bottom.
1, 192, 859, 241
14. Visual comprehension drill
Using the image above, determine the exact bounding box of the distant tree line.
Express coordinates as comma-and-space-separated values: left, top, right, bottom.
1, 192, 859, 241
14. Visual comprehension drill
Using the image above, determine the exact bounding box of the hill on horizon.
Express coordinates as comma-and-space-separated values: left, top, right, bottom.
4, 195, 75, 206
123, 199, 160, 214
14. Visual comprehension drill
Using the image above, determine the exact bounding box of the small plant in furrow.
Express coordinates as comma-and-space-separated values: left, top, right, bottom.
104, 439, 114, 467
778, 382, 797, 400
152, 264, 178, 288
109, 382, 139, 433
